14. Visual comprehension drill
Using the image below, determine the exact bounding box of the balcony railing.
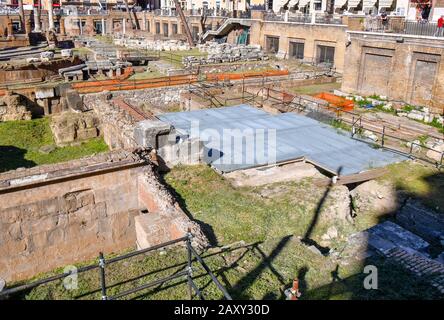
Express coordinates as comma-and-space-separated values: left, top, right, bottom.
364, 17, 443, 37
0, 7, 19, 15
189, 8, 231, 17
265, 12, 343, 25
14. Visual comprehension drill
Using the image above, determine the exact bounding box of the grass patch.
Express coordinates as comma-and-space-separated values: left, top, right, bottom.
427, 117, 444, 134
72, 47, 91, 55
93, 35, 114, 44
380, 162, 444, 213
128, 69, 165, 80
289, 82, 341, 95
0, 118, 108, 172
164, 165, 330, 245
17, 163, 443, 300
329, 119, 352, 132
402, 105, 415, 113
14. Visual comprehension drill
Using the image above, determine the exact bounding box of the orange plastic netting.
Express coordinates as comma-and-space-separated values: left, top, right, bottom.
314, 92, 354, 111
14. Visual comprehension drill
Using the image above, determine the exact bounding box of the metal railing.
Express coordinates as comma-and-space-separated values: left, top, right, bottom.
364, 17, 444, 37
264, 12, 343, 25
247, 87, 444, 169
315, 14, 343, 25
0, 7, 19, 15
0, 231, 232, 300
189, 8, 231, 17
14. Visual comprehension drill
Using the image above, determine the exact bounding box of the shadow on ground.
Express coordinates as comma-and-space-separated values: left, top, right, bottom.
0, 145, 36, 173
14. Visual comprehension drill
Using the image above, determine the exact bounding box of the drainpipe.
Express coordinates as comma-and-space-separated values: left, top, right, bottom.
48, 0, 55, 31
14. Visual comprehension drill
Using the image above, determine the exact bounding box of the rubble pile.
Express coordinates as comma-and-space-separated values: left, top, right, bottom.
114, 38, 191, 51
334, 90, 444, 125
183, 42, 267, 67
0, 93, 32, 121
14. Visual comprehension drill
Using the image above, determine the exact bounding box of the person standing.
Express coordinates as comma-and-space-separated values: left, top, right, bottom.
435, 15, 444, 37
380, 11, 388, 31
421, 3, 431, 22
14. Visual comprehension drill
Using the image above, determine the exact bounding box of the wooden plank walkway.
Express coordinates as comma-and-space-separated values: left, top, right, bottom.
313, 167, 388, 186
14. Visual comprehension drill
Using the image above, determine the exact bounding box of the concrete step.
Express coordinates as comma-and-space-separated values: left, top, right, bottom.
135, 212, 185, 250
396, 200, 444, 243
366, 221, 430, 254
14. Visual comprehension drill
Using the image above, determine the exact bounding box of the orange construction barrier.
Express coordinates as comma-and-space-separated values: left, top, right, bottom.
0, 69, 290, 96
72, 74, 199, 94
206, 69, 289, 82
314, 92, 354, 112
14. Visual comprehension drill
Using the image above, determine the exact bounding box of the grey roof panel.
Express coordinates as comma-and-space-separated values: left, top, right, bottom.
158, 105, 407, 174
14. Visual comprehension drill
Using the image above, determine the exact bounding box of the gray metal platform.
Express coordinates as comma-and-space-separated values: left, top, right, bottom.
157, 105, 407, 174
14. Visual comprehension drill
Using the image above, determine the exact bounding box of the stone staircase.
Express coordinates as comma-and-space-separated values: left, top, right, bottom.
202, 18, 254, 42
347, 220, 444, 295
385, 247, 444, 294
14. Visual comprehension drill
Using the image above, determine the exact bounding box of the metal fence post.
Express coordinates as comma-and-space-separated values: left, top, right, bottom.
381, 126, 385, 147
99, 252, 107, 300
440, 152, 444, 169
186, 229, 193, 300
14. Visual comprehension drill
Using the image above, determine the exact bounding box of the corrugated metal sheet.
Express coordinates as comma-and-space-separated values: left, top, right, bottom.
158, 105, 407, 174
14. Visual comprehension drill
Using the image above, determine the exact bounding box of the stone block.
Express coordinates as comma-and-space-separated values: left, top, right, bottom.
133, 120, 172, 149
35, 87, 55, 99
135, 213, 172, 249
138, 180, 159, 213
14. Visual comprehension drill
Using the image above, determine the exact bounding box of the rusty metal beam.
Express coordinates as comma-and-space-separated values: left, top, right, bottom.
173, 0, 194, 47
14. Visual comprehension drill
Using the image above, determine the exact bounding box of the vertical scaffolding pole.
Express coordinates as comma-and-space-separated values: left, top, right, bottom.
186, 230, 193, 300
99, 252, 107, 300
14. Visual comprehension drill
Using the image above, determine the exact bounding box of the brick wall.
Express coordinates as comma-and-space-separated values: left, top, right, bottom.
342, 32, 444, 114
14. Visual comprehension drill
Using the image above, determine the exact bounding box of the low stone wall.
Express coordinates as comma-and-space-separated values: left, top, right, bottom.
84, 93, 138, 150
0, 149, 207, 283
0, 58, 83, 85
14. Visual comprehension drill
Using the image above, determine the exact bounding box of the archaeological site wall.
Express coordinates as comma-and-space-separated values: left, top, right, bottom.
0, 57, 83, 85
248, 20, 347, 73
0, 150, 206, 283
342, 32, 444, 114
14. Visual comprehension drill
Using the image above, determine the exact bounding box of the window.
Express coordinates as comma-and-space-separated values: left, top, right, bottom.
289, 42, 304, 60
76, 20, 86, 29
12, 21, 21, 32
265, 36, 279, 53
317, 45, 335, 64
172, 23, 178, 35
163, 23, 169, 36
155, 22, 160, 34
94, 20, 103, 34
192, 26, 199, 41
